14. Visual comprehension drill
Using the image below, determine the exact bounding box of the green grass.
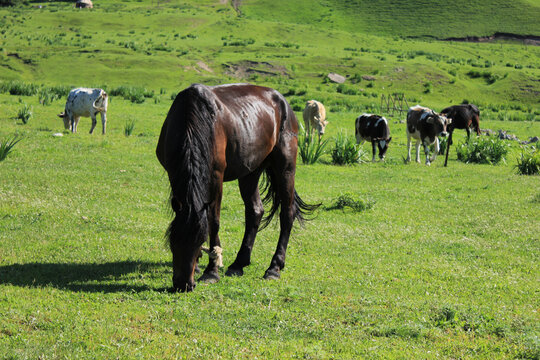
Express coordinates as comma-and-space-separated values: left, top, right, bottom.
0, 1, 539, 358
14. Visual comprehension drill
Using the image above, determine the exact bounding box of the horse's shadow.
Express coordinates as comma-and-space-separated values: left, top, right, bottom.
0, 261, 172, 293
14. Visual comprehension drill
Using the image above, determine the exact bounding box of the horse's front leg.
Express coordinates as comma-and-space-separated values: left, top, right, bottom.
226, 171, 264, 277
198, 174, 224, 284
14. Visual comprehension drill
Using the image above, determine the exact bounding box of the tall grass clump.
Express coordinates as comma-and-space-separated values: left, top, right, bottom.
0, 135, 22, 162
0, 81, 39, 96
17, 104, 32, 124
331, 131, 362, 165
124, 119, 136, 137
298, 131, 328, 165
515, 147, 540, 175
325, 193, 374, 212
456, 137, 509, 165
109, 86, 154, 104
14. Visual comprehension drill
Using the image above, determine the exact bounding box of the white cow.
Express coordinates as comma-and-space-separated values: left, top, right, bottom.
302, 100, 328, 141
58, 88, 108, 134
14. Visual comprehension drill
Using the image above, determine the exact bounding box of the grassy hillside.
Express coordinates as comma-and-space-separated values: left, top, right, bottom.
241, 0, 540, 38
0, 0, 539, 112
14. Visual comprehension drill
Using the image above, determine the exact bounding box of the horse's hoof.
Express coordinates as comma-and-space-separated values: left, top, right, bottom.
225, 266, 244, 277
263, 269, 280, 280
198, 272, 220, 284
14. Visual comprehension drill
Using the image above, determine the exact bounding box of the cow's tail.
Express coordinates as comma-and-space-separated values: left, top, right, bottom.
92, 90, 108, 112
469, 104, 481, 134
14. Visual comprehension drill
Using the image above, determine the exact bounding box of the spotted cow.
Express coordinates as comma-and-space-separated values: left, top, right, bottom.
58, 88, 108, 134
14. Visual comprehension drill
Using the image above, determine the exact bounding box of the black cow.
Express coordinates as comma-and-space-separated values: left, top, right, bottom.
440, 104, 481, 166
355, 114, 392, 162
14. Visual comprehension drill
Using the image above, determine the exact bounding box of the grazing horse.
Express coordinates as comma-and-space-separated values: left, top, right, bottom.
440, 104, 481, 167
156, 83, 318, 292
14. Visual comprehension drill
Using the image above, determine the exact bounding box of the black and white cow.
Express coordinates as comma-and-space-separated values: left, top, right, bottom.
355, 114, 392, 162
406, 105, 450, 165
58, 88, 108, 134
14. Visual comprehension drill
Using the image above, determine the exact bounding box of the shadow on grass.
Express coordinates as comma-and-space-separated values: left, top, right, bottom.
0, 261, 172, 293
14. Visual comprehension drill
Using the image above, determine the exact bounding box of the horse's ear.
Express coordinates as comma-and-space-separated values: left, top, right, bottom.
388, 137, 392, 143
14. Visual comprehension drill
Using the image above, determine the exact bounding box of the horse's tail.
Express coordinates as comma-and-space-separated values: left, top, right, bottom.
158, 84, 216, 247
258, 169, 320, 230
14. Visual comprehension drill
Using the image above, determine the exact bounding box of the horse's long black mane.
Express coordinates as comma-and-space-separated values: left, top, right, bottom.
163, 84, 216, 248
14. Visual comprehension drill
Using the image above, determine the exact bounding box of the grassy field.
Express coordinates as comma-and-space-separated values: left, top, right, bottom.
1, 0, 539, 359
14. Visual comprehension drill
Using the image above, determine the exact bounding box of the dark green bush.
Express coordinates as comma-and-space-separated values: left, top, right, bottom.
331, 132, 362, 165
298, 131, 328, 165
456, 137, 509, 165
325, 193, 374, 212
515, 147, 540, 175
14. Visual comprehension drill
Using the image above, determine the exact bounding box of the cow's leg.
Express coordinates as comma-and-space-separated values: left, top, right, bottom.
444, 131, 453, 167
371, 141, 377, 162
89, 114, 97, 134
415, 140, 421, 163
72, 116, 80, 133
406, 134, 412, 163
100, 112, 107, 135
198, 173, 224, 284
466, 127, 471, 142
429, 137, 439, 163
226, 170, 264, 277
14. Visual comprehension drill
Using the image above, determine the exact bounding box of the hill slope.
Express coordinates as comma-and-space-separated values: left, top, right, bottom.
241, 0, 540, 38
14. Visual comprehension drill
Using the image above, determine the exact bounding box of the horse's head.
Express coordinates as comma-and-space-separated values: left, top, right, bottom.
170, 238, 201, 292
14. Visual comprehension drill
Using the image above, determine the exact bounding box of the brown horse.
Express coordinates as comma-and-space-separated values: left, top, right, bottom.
156, 83, 318, 292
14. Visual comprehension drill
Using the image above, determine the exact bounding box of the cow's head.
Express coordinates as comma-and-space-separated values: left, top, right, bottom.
316, 119, 329, 138
375, 137, 392, 160
427, 113, 450, 137
57, 112, 70, 130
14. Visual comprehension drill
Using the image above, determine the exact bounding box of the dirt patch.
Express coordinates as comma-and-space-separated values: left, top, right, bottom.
7, 53, 35, 65
196, 61, 213, 73
223, 60, 290, 79
444, 32, 540, 46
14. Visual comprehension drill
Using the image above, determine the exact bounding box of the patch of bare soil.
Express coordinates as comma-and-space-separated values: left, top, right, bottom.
444, 32, 540, 46
223, 60, 290, 79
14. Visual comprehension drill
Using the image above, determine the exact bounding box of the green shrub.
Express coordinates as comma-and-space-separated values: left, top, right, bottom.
17, 104, 32, 124
124, 119, 136, 137
0, 135, 22, 162
0, 81, 39, 96
456, 137, 509, 165
325, 193, 374, 212
515, 147, 540, 175
298, 131, 328, 165
331, 132, 362, 165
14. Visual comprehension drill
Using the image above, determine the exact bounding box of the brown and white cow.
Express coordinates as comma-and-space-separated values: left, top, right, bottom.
303, 100, 328, 141
406, 105, 450, 165
58, 88, 108, 134
355, 114, 392, 162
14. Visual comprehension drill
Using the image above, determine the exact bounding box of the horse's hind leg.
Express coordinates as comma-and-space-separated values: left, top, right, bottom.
226, 170, 264, 277
264, 167, 295, 280
198, 176, 224, 284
